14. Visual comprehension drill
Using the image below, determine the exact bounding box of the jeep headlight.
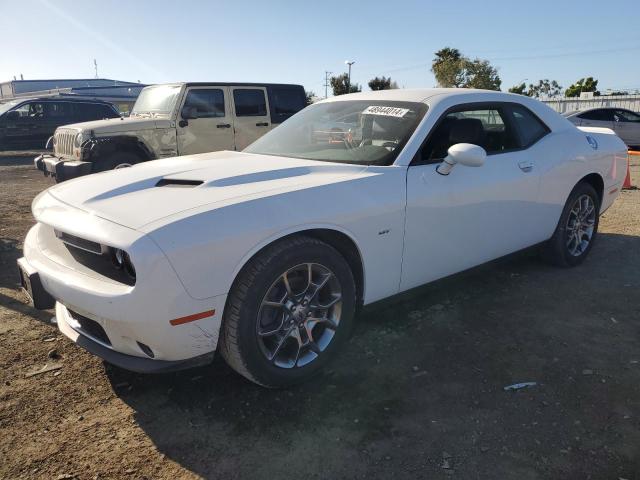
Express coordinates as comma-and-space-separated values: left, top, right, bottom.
74, 132, 84, 148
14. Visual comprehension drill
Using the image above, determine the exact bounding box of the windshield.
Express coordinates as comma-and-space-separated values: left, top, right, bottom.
0, 100, 20, 116
131, 85, 182, 116
244, 100, 428, 165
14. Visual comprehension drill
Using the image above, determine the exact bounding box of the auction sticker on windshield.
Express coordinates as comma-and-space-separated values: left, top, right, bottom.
362, 106, 410, 117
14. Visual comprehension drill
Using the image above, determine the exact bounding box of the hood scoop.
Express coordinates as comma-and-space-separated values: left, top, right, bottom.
155, 178, 204, 188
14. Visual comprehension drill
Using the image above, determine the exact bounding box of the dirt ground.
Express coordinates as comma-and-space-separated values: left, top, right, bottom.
1, 155, 639, 480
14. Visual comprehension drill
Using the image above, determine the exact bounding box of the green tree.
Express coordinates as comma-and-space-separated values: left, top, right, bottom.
565, 77, 600, 97
305, 90, 316, 105
431, 47, 501, 91
527, 79, 562, 98
330, 74, 362, 96
431, 47, 465, 88
461, 59, 501, 90
368, 76, 394, 90
508, 83, 528, 95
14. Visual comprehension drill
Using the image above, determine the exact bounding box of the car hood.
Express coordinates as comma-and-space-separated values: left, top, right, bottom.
60, 115, 171, 134
43, 151, 370, 231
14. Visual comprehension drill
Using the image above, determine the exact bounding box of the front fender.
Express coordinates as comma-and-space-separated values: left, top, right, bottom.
82, 136, 154, 164
146, 168, 407, 304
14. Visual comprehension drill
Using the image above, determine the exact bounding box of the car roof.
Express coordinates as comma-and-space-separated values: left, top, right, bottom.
316, 88, 574, 132
149, 82, 304, 89
11, 97, 115, 105
317, 88, 518, 104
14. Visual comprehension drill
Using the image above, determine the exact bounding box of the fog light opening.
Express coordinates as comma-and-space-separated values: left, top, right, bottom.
137, 341, 155, 358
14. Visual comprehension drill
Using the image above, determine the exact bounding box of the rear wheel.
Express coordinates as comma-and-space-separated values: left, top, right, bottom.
219, 236, 356, 387
542, 182, 600, 267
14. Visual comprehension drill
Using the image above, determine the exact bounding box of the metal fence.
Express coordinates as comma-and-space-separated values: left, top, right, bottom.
542, 95, 640, 114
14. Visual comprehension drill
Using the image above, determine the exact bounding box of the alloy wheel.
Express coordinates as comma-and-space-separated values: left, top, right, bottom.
566, 194, 596, 257
256, 263, 342, 369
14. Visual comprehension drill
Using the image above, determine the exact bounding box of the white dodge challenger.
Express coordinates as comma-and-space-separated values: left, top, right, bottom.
18, 89, 628, 387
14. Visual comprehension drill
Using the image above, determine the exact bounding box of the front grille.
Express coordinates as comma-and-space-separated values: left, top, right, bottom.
55, 230, 103, 254
68, 309, 111, 346
54, 130, 77, 157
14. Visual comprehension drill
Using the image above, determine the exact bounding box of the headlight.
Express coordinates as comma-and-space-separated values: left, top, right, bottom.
111, 248, 136, 281
74, 132, 83, 147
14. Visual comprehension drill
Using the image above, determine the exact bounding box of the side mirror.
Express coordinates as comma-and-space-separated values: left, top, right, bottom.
181, 105, 196, 120
5, 111, 19, 120
436, 143, 486, 176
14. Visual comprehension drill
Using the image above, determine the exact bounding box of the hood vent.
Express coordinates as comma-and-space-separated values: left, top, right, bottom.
155, 178, 204, 188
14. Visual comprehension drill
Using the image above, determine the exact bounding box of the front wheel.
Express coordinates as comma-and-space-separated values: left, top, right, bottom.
94, 152, 141, 173
219, 236, 356, 387
542, 182, 600, 267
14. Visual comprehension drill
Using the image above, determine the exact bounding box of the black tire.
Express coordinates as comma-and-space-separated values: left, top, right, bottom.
542, 182, 600, 267
93, 151, 141, 173
219, 235, 356, 387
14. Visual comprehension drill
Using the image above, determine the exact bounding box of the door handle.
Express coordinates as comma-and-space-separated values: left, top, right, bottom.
217, 124, 231, 128
256, 122, 269, 127
518, 160, 534, 172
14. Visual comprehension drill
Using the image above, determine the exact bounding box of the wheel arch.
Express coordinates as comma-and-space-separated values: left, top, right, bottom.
83, 135, 154, 165
577, 172, 604, 205
227, 226, 366, 309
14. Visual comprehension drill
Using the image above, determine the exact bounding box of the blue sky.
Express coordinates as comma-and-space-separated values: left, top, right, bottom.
3, 0, 640, 96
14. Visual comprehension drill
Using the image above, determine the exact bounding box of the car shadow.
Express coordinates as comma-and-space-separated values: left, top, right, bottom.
106, 232, 640, 479
0, 239, 53, 324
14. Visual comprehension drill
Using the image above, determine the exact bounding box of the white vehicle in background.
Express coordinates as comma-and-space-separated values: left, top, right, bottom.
18, 88, 628, 387
34, 82, 307, 181
564, 107, 640, 149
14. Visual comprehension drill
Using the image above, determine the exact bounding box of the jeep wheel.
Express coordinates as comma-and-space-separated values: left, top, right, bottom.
95, 152, 141, 173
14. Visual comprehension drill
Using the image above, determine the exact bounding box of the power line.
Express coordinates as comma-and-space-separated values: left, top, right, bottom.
358, 45, 640, 76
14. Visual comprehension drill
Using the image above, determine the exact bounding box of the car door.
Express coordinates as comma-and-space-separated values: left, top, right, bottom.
613, 109, 640, 147
7, 101, 43, 148
43, 102, 74, 141
176, 86, 235, 155
401, 103, 547, 292
578, 109, 615, 130
231, 86, 271, 150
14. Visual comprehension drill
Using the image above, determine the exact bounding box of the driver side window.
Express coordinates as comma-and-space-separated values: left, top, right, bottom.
420, 106, 517, 163
182, 89, 225, 118
12, 102, 45, 118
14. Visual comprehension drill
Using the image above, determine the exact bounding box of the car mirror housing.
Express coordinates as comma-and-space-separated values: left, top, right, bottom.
436, 143, 487, 175
5, 110, 19, 120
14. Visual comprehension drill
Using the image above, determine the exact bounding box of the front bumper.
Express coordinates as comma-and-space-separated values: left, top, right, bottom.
34, 154, 92, 182
56, 303, 214, 373
20, 213, 227, 370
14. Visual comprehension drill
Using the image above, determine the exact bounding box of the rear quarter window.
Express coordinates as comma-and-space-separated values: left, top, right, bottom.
508, 104, 550, 148
74, 103, 99, 121
268, 86, 306, 124
99, 104, 119, 118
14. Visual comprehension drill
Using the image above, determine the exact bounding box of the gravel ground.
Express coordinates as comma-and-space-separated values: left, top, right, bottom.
0, 157, 639, 480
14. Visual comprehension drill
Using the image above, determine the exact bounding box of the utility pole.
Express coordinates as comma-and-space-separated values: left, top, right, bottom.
324, 71, 332, 98
345, 60, 355, 92
93, 59, 98, 79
